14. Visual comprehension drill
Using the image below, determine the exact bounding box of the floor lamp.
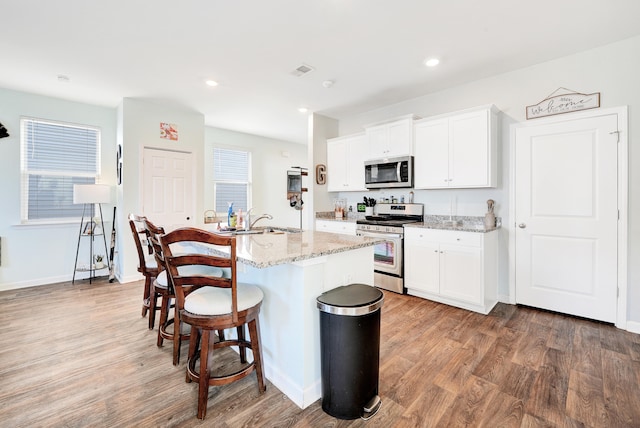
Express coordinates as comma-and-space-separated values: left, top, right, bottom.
72, 184, 112, 284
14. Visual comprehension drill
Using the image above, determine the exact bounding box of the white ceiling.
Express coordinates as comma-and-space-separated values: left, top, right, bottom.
1, 1, 639, 144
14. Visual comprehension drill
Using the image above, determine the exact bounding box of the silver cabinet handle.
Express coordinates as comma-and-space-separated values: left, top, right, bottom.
518, 223, 527, 228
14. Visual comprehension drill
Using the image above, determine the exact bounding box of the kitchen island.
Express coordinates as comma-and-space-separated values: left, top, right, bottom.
194, 228, 380, 409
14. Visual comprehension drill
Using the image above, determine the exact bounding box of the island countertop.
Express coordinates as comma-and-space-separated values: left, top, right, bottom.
195, 228, 382, 269
174, 226, 380, 408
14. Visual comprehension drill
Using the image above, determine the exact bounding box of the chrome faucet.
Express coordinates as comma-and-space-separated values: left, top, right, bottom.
244, 208, 254, 230
250, 213, 273, 229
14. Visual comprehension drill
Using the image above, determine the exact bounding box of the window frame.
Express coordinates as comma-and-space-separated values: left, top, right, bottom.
212, 147, 252, 215
20, 117, 102, 224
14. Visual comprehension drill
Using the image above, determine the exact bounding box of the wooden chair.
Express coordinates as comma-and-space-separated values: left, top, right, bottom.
142, 218, 175, 354
145, 219, 227, 366
128, 213, 159, 328
161, 227, 266, 419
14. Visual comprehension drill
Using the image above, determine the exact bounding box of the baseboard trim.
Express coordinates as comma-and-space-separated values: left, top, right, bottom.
0, 274, 71, 292
626, 320, 640, 335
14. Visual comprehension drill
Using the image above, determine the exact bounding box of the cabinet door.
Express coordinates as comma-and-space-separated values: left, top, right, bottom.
327, 139, 348, 192
414, 118, 449, 188
346, 134, 367, 191
386, 119, 412, 157
439, 243, 482, 304
404, 235, 440, 293
366, 125, 387, 159
449, 110, 490, 187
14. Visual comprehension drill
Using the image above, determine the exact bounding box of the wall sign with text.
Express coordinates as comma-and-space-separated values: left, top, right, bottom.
526, 90, 600, 119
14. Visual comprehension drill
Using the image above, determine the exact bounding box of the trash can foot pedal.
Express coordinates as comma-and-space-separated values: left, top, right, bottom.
362, 395, 381, 420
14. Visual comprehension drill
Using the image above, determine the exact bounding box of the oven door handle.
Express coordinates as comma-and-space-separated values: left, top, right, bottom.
358, 231, 403, 240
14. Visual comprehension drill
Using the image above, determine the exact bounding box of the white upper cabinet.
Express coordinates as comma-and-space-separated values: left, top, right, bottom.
326, 133, 367, 192
365, 115, 418, 159
414, 105, 499, 189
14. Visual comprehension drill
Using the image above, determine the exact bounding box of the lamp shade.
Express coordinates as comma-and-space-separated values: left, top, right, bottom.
73, 184, 112, 204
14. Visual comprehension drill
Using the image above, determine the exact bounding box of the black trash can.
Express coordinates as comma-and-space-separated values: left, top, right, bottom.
316, 283, 384, 420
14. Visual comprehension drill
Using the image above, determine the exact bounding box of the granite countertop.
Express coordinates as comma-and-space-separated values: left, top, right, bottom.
405, 215, 502, 233
315, 211, 361, 222
316, 211, 500, 233
181, 228, 382, 269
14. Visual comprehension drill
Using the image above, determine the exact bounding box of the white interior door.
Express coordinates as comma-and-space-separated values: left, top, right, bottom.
143, 148, 194, 230
514, 113, 619, 323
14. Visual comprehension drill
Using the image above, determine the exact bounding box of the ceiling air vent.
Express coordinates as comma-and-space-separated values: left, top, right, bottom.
291, 64, 315, 77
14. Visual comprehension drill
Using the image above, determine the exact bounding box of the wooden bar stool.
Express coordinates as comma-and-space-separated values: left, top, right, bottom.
145, 219, 227, 366
161, 227, 266, 419
128, 213, 159, 327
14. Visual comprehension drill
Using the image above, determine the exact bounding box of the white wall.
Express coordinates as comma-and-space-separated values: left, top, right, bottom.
334, 35, 640, 323
117, 98, 206, 283
0, 91, 305, 290
0, 88, 116, 290
204, 127, 308, 230
308, 113, 339, 223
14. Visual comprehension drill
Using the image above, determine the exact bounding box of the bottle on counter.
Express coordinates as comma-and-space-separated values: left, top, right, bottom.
237, 209, 244, 229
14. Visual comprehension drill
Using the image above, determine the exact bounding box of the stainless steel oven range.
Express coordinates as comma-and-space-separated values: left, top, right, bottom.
356, 203, 424, 294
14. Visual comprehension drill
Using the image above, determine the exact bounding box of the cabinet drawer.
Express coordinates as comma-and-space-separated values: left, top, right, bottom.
316, 220, 356, 235
405, 227, 482, 247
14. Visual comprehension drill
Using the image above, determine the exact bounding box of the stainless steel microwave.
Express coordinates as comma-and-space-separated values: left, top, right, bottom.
364, 156, 413, 189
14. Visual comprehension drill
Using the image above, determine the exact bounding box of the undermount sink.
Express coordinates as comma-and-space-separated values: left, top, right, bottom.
233, 229, 267, 235
220, 226, 301, 235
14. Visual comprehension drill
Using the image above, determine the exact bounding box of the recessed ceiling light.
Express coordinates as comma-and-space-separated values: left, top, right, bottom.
205, 80, 218, 87
425, 58, 440, 67
298, 107, 308, 113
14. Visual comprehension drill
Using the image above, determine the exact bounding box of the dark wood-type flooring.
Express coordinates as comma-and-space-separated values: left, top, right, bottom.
1, 278, 639, 427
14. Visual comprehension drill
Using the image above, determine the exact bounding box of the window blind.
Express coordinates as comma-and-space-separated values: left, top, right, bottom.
213, 148, 251, 213
21, 118, 101, 221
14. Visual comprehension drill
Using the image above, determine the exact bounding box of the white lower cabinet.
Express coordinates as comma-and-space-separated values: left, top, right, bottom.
315, 219, 357, 236
404, 227, 498, 314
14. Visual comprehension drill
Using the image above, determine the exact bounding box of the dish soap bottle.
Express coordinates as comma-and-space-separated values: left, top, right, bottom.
227, 202, 234, 227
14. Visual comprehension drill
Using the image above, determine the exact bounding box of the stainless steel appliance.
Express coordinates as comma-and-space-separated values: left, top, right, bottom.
364, 156, 413, 189
356, 203, 424, 293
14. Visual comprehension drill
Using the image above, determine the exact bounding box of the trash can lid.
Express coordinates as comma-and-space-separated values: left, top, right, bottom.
317, 284, 384, 315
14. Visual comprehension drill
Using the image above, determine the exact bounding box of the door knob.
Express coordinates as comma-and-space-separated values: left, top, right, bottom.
186, 216, 190, 220
518, 223, 526, 228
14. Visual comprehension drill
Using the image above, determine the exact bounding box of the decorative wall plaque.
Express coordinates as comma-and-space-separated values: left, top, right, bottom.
526, 88, 600, 119
160, 122, 178, 140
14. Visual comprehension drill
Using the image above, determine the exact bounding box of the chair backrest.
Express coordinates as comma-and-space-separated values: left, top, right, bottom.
143, 217, 166, 277
128, 213, 154, 275
160, 227, 239, 323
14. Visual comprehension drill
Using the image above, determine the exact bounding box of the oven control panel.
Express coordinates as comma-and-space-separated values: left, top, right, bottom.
356, 224, 404, 234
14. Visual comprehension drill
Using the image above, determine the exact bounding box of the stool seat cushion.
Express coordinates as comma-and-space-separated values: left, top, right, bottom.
144, 257, 158, 270
155, 266, 225, 288
185, 283, 263, 316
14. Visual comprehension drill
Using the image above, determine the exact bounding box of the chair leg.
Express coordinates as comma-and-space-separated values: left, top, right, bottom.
148, 289, 158, 330
197, 329, 212, 420
248, 317, 266, 394
141, 276, 152, 317
186, 326, 200, 383
173, 309, 182, 366
157, 295, 170, 347
236, 325, 247, 363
